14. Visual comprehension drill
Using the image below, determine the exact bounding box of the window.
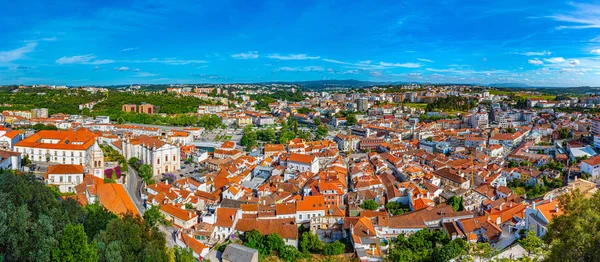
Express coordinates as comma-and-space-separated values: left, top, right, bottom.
299, 214, 302, 219
157, 158, 160, 164
165, 155, 168, 162
68, 176, 71, 183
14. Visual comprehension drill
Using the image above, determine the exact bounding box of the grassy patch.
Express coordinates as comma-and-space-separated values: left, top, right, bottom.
403, 103, 428, 109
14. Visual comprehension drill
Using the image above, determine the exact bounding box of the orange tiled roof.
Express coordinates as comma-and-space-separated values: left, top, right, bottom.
47, 164, 84, 174
160, 203, 197, 221
15, 129, 97, 150
97, 182, 141, 217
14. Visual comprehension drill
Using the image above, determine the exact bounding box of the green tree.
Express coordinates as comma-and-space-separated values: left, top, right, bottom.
323, 241, 345, 256
386, 202, 410, 215
545, 191, 600, 262
128, 157, 140, 169
446, 196, 464, 212
300, 231, 323, 253
52, 223, 97, 262
265, 233, 285, 254
360, 199, 379, 210
316, 124, 328, 139
346, 114, 357, 126
279, 245, 301, 262
143, 205, 165, 227
83, 203, 117, 241
138, 164, 153, 182
313, 117, 321, 126
173, 247, 195, 262
519, 230, 543, 256
244, 229, 266, 254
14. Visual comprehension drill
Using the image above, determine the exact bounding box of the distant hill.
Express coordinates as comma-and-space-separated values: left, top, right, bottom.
264, 79, 385, 89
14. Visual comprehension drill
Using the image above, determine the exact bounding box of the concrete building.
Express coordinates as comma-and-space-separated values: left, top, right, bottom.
122, 104, 137, 113
356, 98, 369, 111
138, 103, 154, 114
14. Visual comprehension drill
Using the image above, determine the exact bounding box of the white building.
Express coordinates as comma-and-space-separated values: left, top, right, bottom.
581, 155, 600, 178
122, 135, 180, 176
287, 153, 319, 173
45, 164, 84, 193
14, 129, 104, 175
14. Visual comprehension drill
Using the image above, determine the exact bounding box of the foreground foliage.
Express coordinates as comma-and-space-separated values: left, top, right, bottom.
0, 171, 193, 262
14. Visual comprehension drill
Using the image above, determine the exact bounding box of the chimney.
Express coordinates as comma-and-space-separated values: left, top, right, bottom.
188, 212, 192, 219
532, 201, 536, 209
499, 204, 503, 211
555, 205, 559, 213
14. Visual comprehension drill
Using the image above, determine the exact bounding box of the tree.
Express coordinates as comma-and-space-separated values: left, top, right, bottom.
386, 202, 410, 215
279, 245, 301, 262
315, 124, 328, 139
83, 203, 117, 241
360, 199, 379, 210
300, 231, 323, 253
244, 230, 266, 254
545, 191, 600, 262
143, 205, 165, 227
128, 157, 141, 169
313, 117, 321, 126
161, 173, 176, 184
22, 154, 32, 167
323, 241, 345, 256
138, 164, 153, 182
265, 233, 285, 254
446, 196, 464, 212
173, 247, 195, 262
52, 223, 97, 262
346, 114, 357, 126
431, 238, 467, 262
519, 230, 543, 256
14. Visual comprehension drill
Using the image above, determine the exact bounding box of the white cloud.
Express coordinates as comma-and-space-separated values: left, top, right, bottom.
121, 47, 139, 52
591, 49, 600, 54
512, 50, 551, 56
379, 61, 421, 68
417, 58, 434, 62
134, 72, 158, 77
133, 68, 141, 72
113, 66, 129, 71
543, 57, 566, 64
41, 37, 57, 41
359, 60, 372, 64
267, 53, 320, 60
528, 58, 544, 65
56, 54, 114, 65
131, 58, 207, 65
0, 42, 37, 63
549, 3, 600, 30
277, 66, 324, 72
569, 59, 580, 66
231, 51, 259, 59
369, 71, 383, 77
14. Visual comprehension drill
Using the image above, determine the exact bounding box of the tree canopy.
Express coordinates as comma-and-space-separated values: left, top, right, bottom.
0, 171, 179, 262
545, 191, 600, 262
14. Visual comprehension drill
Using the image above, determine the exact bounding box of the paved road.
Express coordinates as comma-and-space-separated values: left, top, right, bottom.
126, 165, 146, 215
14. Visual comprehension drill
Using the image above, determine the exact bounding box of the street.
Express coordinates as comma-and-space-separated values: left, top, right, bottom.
126, 165, 146, 215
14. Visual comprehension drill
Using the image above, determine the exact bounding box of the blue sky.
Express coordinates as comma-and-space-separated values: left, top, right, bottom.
1, 0, 600, 86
